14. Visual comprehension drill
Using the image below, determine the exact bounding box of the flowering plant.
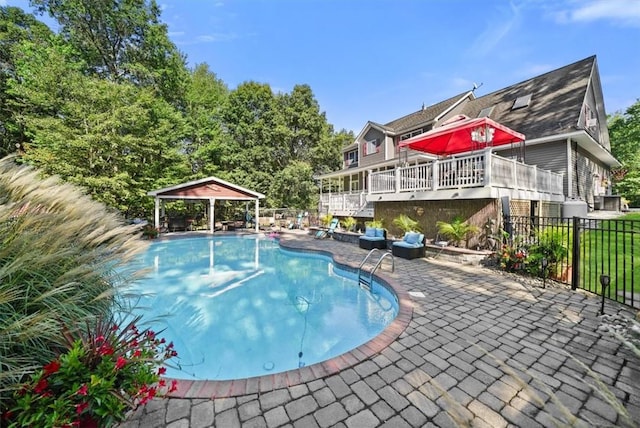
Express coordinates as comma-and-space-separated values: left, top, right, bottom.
7, 315, 178, 428
497, 243, 528, 272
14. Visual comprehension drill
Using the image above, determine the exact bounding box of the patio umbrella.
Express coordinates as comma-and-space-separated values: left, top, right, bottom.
398, 115, 525, 156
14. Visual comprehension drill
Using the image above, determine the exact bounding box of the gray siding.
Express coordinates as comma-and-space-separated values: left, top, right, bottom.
521, 141, 569, 196
573, 144, 604, 208
360, 128, 385, 167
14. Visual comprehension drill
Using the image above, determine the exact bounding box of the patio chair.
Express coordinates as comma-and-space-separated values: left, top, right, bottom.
359, 227, 387, 250
392, 231, 426, 259
315, 218, 339, 239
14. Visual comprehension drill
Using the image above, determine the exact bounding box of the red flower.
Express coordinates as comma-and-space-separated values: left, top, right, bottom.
157, 367, 166, 375
169, 380, 178, 393
43, 360, 61, 376
34, 378, 48, 394
133, 349, 142, 358
115, 356, 127, 370
99, 344, 114, 356
75, 402, 88, 415
77, 384, 88, 396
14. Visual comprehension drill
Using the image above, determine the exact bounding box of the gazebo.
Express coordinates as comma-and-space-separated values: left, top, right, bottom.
147, 177, 265, 233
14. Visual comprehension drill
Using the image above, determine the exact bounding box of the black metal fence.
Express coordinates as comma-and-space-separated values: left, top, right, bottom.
503, 215, 639, 309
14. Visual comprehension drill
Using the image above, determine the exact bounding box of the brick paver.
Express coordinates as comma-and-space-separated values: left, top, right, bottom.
122, 232, 640, 427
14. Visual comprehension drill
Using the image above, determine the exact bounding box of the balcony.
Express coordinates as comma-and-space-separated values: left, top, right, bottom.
368, 151, 564, 200
320, 151, 564, 216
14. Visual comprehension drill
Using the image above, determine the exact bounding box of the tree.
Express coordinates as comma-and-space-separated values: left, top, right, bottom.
183, 63, 228, 176
268, 160, 317, 209
9, 39, 187, 216
609, 100, 640, 207
30, 0, 188, 105
0, 6, 54, 157
220, 81, 277, 194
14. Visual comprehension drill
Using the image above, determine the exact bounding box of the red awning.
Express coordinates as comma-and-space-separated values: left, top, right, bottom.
398, 115, 525, 156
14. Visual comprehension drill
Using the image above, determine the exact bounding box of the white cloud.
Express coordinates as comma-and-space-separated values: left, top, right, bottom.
555, 0, 640, 26
196, 33, 237, 43
469, 2, 522, 57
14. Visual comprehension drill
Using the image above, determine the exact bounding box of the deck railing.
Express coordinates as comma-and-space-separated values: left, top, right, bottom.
369, 151, 563, 195
320, 192, 367, 213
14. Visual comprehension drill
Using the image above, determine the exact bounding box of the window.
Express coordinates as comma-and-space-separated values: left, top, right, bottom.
364, 139, 378, 155
350, 174, 359, 191
584, 104, 597, 128
344, 150, 358, 167
400, 129, 424, 141
478, 105, 495, 118
512, 94, 532, 110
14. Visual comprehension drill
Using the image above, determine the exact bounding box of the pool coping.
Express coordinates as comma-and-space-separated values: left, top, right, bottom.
162, 233, 413, 399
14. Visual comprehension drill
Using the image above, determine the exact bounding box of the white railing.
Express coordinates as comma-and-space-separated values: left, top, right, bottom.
367, 151, 563, 195
322, 192, 367, 213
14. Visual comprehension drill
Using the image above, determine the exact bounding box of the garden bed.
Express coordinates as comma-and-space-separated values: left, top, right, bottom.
423, 243, 493, 265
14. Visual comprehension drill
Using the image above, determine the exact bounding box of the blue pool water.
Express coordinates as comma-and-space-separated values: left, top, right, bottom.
126, 235, 398, 380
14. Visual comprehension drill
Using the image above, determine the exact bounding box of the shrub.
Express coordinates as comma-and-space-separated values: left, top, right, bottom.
341, 216, 357, 232
365, 218, 384, 229
319, 213, 333, 227
392, 214, 421, 234
436, 216, 480, 248
0, 156, 148, 409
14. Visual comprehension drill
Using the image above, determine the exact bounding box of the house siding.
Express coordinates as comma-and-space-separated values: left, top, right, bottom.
518, 141, 569, 195
573, 144, 606, 209
360, 128, 385, 167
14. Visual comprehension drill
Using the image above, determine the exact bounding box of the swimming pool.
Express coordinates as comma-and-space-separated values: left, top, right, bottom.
126, 235, 398, 381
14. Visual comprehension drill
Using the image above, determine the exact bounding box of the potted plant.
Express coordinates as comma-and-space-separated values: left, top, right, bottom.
141, 224, 159, 239
365, 218, 384, 229
392, 214, 421, 235
341, 216, 357, 232
7, 315, 178, 428
319, 213, 334, 228
436, 216, 480, 248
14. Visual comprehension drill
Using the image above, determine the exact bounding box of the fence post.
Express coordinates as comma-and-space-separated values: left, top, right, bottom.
571, 216, 580, 290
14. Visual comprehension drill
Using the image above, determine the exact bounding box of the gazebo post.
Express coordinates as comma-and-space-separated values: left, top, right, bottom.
255, 199, 260, 232
209, 198, 215, 234
154, 198, 160, 231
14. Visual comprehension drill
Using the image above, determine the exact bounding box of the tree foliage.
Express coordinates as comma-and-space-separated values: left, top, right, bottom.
0, 2, 349, 219
30, 0, 188, 105
609, 100, 640, 207
0, 6, 54, 157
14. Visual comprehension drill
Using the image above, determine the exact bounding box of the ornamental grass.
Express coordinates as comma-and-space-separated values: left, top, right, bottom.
0, 156, 156, 423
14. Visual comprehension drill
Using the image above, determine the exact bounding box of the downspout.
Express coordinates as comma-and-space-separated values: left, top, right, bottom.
566, 138, 572, 199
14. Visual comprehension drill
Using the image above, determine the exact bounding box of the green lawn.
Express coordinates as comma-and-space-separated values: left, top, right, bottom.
578, 213, 640, 304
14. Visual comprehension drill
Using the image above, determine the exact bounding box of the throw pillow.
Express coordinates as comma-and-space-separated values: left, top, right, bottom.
404, 232, 420, 245
365, 227, 376, 237
375, 228, 385, 238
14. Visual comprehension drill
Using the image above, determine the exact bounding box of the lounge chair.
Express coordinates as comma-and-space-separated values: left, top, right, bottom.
392, 231, 426, 259
359, 227, 387, 250
315, 218, 339, 239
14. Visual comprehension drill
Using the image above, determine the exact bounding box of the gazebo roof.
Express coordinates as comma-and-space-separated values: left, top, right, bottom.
148, 176, 265, 201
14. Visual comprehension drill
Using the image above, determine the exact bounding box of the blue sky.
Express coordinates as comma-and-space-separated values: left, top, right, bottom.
5, 0, 640, 133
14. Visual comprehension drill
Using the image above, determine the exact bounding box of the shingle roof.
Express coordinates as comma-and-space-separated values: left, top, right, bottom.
458, 56, 595, 140
384, 92, 470, 133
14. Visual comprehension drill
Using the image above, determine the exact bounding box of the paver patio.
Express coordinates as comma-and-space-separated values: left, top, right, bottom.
121, 232, 640, 427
